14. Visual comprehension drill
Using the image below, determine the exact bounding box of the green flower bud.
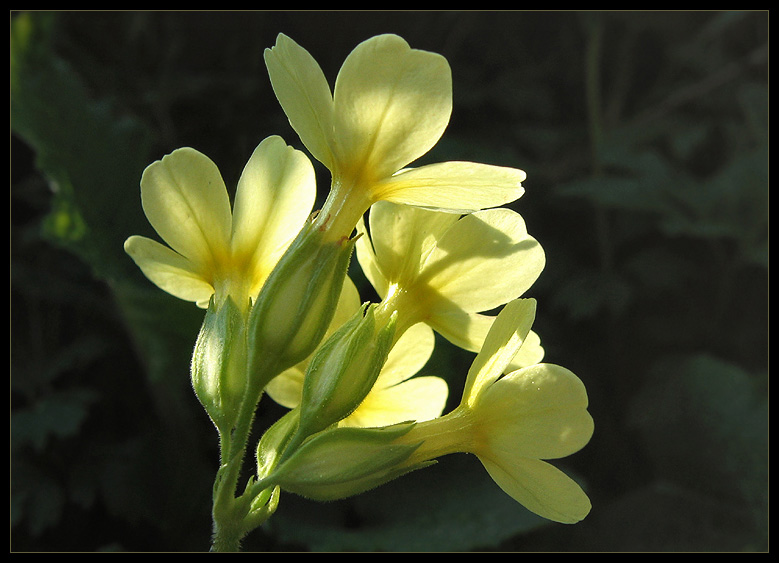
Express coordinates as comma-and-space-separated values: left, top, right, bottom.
296, 303, 397, 439
191, 296, 248, 432
248, 221, 356, 382
268, 422, 430, 501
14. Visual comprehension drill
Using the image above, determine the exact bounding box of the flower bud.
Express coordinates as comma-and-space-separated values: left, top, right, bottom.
297, 303, 397, 439
248, 221, 356, 382
191, 296, 248, 432
267, 423, 430, 501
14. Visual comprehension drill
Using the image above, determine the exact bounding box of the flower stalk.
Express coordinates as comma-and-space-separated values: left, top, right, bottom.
122, 32, 593, 552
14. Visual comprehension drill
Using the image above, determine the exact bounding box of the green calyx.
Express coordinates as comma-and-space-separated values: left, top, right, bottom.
191, 296, 249, 432
248, 220, 356, 382
266, 422, 430, 501
297, 303, 397, 438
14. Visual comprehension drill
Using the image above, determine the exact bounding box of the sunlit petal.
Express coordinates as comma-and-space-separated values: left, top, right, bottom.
264, 34, 336, 171
140, 147, 232, 273
375, 161, 526, 213
232, 136, 317, 298
427, 308, 545, 367
477, 363, 594, 459
508, 329, 545, 369
368, 201, 459, 289
333, 34, 452, 185
462, 298, 536, 405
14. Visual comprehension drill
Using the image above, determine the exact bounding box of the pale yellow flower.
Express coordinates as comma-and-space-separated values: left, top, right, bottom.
266, 278, 448, 428
124, 135, 315, 312
264, 33, 526, 241
397, 299, 594, 524
356, 200, 545, 366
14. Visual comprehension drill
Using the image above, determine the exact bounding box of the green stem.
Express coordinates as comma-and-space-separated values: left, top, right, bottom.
210, 515, 246, 553
209, 353, 281, 552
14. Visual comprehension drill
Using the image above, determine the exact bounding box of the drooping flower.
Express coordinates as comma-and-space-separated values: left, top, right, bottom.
356, 200, 546, 366
264, 33, 527, 242
124, 135, 316, 313
394, 299, 594, 524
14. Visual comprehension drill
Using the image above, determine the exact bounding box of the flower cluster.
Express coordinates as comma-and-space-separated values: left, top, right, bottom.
125, 33, 594, 551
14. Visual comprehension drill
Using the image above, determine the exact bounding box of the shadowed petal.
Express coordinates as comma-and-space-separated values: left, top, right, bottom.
373, 322, 435, 389
344, 375, 448, 428
428, 308, 545, 367
423, 208, 545, 314
480, 455, 591, 524
124, 235, 215, 306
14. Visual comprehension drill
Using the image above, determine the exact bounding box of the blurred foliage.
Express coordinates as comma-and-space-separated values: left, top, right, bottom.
11, 10, 767, 552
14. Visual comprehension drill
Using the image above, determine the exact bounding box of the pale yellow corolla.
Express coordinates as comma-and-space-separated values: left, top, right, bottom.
264, 33, 527, 242
124, 135, 315, 313
397, 299, 594, 524
356, 200, 546, 367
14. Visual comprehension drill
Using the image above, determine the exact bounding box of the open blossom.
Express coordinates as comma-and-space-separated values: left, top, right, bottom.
264, 33, 527, 242
124, 135, 315, 313
395, 299, 594, 524
356, 200, 546, 366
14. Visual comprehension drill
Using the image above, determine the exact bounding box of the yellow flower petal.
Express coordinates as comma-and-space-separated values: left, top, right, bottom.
343, 375, 448, 429
333, 34, 452, 185
354, 215, 390, 298
427, 308, 545, 367
508, 329, 545, 369
427, 309, 498, 354
358, 203, 544, 359
362, 201, 459, 290
480, 455, 591, 524
462, 298, 537, 405
264, 34, 336, 171
476, 363, 594, 460
139, 147, 232, 274
375, 161, 526, 214
264, 366, 305, 410
422, 208, 545, 314
231, 136, 317, 298
124, 235, 215, 306
374, 322, 435, 389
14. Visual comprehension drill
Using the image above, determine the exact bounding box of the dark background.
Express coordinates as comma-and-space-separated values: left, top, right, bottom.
11, 11, 768, 552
